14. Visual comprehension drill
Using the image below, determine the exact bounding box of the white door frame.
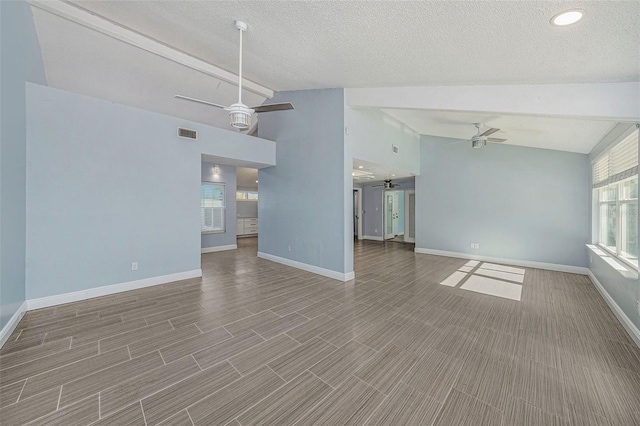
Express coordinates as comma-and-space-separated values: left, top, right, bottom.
404, 189, 415, 243
384, 190, 400, 240
353, 188, 363, 239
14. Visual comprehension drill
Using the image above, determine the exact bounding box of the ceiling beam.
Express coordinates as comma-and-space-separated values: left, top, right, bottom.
28, 0, 274, 99
345, 83, 640, 122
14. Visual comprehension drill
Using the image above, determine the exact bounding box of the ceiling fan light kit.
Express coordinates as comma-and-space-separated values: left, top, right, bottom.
469, 123, 505, 149
174, 20, 294, 130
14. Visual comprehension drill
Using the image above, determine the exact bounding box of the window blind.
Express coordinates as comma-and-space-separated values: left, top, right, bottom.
592, 129, 638, 188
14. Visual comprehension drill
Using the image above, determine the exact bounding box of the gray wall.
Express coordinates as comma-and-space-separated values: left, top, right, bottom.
258, 89, 347, 274
201, 162, 237, 249
416, 135, 590, 267
237, 201, 258, 219
363, 186, 384, 238
0, 0, 46, 328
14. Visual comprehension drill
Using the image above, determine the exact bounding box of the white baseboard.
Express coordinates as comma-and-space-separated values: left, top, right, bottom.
0, 301, 28, 348
363, 235, 384, 241
257, 252, 355, 282
587, 270, 640, 349
201, 244, 237, 254
414, 248, 589, 275
27, 269, 202, 311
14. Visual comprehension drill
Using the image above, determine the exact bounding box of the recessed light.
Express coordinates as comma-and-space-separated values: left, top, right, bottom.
358, 166, 363, 169
392, 174, 395, 177
255, 180, 258, 183
550, 9, 585, 26
352, 172, 355, 176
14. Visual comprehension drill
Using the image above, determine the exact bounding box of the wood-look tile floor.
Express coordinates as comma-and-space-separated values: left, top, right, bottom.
2, 237, 640, 425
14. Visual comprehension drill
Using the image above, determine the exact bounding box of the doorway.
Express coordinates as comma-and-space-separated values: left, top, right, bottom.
383, 190, 404, 240
353, 188, 363, 239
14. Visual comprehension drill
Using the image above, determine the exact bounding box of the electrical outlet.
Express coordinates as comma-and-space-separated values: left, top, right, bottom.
131, 262, 138, 271
375, 229, 378, 233
470, 243, 475, 249
474, 243, 480, 249
287, 245, 292, 252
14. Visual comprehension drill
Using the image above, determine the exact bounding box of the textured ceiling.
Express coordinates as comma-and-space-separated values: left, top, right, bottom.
69, 0, 639, 90
381, 109, 616, 154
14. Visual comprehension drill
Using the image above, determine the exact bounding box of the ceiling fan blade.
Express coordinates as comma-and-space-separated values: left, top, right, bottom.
479, 128, 500, 137
487, 138, 507, 143
174, 95, 226, 109
252, 103, 295, 113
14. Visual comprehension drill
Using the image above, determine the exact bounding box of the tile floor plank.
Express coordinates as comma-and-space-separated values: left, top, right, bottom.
267, 337, 337, 382
100, 356, 200, 417
295, 375, 386, 426
364, 382, 442, 426
141, 360, 240, 426
236, 370, 332, 426
186, 366, 285, 426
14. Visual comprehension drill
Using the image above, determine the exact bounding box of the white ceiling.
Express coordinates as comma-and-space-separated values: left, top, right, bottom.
381, 109, 616, 154
68, 0, 639, 89
236, 167, 259, 190
29, 1, 638, 152
353, 159, 415, 184
31, 7, 267, 130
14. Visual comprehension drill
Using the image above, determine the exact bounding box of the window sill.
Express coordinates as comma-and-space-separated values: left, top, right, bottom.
202, 230, 225, 235
587, 245, 639, 280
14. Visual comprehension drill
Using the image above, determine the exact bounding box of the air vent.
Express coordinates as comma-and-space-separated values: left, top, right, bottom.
392, 144, 399, 154
177, 127, 197, 140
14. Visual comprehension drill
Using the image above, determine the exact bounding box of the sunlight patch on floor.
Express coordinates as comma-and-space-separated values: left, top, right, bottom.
460, 275, 523, 301
438, 261, 524, 301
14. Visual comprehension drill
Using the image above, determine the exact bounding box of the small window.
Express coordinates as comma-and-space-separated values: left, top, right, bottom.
236, 191, 258, 201
202, 182, 225, 233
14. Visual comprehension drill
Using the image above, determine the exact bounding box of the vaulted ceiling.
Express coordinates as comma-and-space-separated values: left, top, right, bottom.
30, 1, 639, 152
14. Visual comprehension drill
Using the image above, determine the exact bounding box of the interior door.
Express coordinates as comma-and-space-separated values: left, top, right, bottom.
384, 191, 400, 240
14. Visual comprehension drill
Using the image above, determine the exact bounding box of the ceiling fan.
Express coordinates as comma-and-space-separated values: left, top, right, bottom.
469, 123, 506, 148
174, 21, 294, 130
372, 180, 401, 189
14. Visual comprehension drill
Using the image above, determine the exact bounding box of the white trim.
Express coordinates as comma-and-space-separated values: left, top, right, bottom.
257, 252, 355, 282
587, 270, 640, 349
201, 244, 237, 253
414, 248, 588, 275
27, 269, 202, 310
27, 0, 273, 99
0, 301, 28, 348
363, 235, 384, 241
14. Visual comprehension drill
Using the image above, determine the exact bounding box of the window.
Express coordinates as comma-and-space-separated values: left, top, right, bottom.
593, 129, 638, 268
236, 191, 258, 201
201, 182, 225, 233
